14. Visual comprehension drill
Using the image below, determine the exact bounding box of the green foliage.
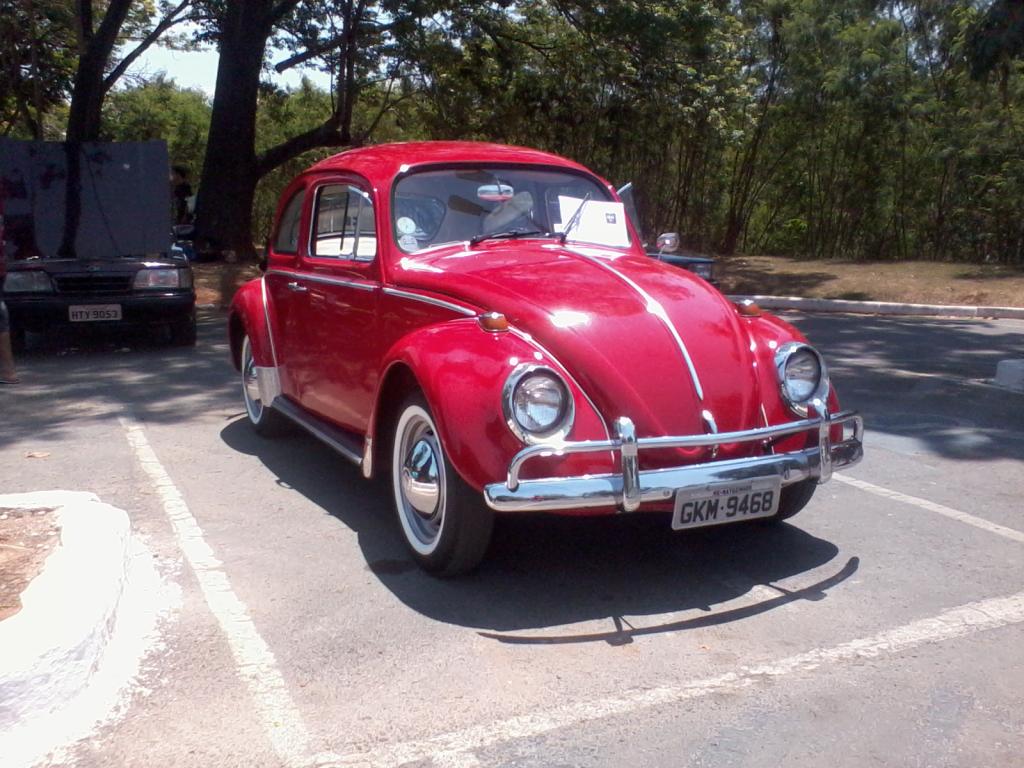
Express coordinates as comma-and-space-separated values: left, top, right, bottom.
85, 0, 1024, 263
0, 0, 76, 138
101, 76, 212, 175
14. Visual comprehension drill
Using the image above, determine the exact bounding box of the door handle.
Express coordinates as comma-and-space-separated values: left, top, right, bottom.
286, 281, 308, 293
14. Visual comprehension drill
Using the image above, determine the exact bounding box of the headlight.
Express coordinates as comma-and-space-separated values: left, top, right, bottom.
688, 263, 714, 281
503, 365, 574, 444
3, 270, 53, 293
134, 268, 185, 289
775, 342, 829, 415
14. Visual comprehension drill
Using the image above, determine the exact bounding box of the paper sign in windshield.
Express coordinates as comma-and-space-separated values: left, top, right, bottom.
557, 196, 629, 248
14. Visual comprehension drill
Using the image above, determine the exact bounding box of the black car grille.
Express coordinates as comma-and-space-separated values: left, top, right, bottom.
53, 274, 134, 296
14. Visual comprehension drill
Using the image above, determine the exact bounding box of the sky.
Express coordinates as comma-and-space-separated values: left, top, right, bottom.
128, 42, 332, 97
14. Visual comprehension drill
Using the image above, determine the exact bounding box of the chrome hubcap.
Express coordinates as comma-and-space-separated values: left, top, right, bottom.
396, 415, 446, 547
402, 438, 441, 517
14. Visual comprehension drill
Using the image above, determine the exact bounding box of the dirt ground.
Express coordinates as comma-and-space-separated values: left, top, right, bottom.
717, 255, 1024, 307
191, 256, 1024, 309
0, 506, 59, 621
192, 261, 261, 308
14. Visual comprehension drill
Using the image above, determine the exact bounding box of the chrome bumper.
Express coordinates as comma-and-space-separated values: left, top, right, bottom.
484, 410, 863, 513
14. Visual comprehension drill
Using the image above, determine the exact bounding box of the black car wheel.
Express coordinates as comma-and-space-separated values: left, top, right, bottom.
169, 314, 197, 346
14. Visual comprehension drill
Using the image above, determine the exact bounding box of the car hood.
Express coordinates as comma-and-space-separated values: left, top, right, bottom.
392, 242, 764, 442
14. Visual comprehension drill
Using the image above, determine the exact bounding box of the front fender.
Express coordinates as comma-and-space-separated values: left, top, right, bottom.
228, 277, 276, 370
372, 319, 613, 493
744, 312, 844, 447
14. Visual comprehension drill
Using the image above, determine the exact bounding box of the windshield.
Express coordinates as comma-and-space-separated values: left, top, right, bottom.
392, 166, 627, 252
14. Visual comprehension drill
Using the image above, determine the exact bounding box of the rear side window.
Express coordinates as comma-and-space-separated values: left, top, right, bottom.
273, 190, 305, 254
312, 184, 377, 261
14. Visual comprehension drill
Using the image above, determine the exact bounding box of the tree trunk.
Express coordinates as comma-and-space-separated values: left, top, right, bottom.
195, 0, 363, 259
193, 2, 273, 258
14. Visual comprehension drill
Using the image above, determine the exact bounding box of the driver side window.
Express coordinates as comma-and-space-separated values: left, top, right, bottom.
312, 184, 377, 261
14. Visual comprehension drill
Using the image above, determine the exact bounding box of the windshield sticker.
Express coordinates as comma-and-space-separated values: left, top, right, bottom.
398, 234, 419, 250
557, 196, 629, 248
396, 216, 417, 235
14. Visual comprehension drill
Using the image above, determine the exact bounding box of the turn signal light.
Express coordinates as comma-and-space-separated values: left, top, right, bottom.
736, 299, 762, 317
479, 312, 510, 332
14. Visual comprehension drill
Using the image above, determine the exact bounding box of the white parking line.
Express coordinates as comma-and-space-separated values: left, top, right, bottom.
315, 590, 1024, 767
121, 416, 313, 768
834, 473, 1024, 544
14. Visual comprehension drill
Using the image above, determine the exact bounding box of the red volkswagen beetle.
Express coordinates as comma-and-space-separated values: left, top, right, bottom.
229, 142, 863, 575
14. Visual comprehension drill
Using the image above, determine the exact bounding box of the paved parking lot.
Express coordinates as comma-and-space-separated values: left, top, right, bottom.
1, 310, 1022, 767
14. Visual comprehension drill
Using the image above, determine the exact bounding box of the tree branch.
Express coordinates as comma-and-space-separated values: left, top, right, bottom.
255, 117, 350, 177
273, 31, 348, 72
103, 0, 192, 93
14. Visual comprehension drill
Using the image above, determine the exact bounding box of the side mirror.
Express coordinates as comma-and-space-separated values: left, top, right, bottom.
656, 232, 679, 254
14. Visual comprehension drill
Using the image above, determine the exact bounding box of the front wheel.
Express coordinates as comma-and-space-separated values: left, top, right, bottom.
391, 393, 493, 575
241, 334, 287, 436
768, 478, 817, 522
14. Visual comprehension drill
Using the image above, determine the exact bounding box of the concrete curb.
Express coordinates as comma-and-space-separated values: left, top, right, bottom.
0, 491, 131, 735
728, 295, 1024, 320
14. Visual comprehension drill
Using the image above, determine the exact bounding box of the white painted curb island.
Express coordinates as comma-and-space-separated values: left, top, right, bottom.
0, 492, 130, 751
728, 294, 1024, 320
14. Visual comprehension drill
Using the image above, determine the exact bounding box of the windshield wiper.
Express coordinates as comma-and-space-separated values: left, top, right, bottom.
469, 228, 553, 246
559, 193, 592, 245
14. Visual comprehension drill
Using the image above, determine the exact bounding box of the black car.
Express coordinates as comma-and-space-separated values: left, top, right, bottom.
647, 248, 717, 286
2, 256, 196, 349
617, 182, 717, 285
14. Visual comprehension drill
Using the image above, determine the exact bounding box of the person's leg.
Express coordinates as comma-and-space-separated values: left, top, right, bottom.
0, 301, 19, 384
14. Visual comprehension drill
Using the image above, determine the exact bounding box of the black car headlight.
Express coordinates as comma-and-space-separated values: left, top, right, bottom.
503, 365, 575, 444
3, 270, 53, 293
775, 342, 829, 416
133, 268, 191, 289
688, 263, 714, 281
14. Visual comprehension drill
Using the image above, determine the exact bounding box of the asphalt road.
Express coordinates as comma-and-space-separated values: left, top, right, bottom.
1, 310, 1022, 768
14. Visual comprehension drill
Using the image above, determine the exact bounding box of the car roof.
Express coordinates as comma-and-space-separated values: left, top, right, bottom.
306, 141, 602, 187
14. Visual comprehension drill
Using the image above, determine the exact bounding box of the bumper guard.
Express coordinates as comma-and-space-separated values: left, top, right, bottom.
484, 410, 863, 513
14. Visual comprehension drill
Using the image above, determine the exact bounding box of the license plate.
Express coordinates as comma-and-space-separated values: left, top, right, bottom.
672, 477, 781, 531
69, 304, 122, 322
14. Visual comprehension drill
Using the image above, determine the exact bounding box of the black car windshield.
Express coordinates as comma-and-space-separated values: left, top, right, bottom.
392, 166, 628, 253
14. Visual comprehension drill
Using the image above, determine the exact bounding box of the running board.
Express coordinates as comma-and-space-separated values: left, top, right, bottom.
271, 397, 365, 467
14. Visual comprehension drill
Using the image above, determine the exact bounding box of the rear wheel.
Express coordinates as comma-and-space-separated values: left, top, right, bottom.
391, 392, 493, 575
769, 478, 817, 522
241, 335, 287, 436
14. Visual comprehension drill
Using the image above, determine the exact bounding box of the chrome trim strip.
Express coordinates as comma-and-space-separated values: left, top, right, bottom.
570, 252, 705, 401
381, 287, 476, 316
701, 408, 720, 459
267, 269, 377, 292
260, 276, 279, 368
504, 410, 862, 492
